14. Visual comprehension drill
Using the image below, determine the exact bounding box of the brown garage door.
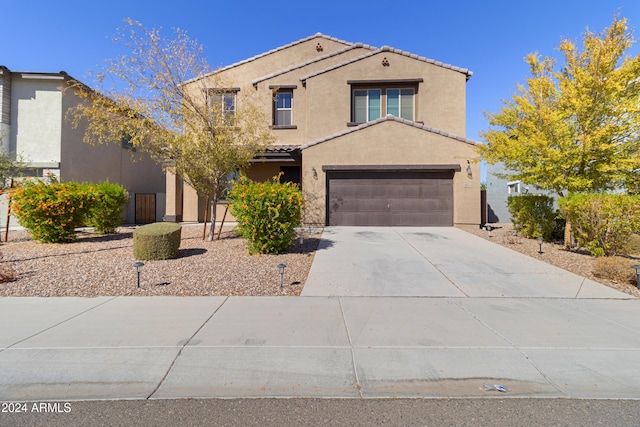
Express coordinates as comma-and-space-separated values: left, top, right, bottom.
327, 170, 454, 226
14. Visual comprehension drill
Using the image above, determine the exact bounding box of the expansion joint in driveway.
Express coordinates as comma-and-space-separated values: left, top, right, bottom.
392, 228, 470, 297
146, 296, 230, 399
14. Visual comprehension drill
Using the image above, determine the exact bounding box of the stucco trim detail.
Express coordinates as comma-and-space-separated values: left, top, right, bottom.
301, 115, 479, 150
321, 164, 462, 172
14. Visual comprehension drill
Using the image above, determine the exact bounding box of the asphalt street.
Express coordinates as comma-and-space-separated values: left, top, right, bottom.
2, 398, 640, 427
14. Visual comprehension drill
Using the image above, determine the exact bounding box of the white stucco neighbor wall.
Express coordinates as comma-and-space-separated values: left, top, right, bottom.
11, 78, 62, 165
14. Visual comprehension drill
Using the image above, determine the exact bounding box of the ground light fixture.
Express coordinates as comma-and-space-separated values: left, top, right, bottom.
277, 263, 286, 288
537, 237, 544, 254
485, 225, 494, 237
631, 265, 640, 288
133, 262, 144, 288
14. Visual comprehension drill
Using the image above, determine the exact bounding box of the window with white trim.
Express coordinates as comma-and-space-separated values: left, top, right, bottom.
274, 91, 293, 126
507, 180, 521, 194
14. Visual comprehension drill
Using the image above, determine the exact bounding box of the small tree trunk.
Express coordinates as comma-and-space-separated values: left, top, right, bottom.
564, 217, 572, 250
217, 204, 229, 240
206, 195, 218, 241
202, 195, 209, 241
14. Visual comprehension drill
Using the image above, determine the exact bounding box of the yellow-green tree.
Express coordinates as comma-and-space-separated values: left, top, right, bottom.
479, 16, 640, 246
68, 19, 273, 240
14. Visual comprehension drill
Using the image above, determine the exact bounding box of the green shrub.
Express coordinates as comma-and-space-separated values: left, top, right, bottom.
228, 175, 304, 254
507, 194, 560, 241
133, 222, 182, 260
11, 179, 92, 243
559, 193, 640, 257
87, 181, 128, 234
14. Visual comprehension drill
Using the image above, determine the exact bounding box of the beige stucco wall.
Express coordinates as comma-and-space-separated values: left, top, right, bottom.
207, 36, 351, 89
301, 120, 480, 226
171, 35, 476, 228
60, 83, 166, 223
304, 51, 468, 141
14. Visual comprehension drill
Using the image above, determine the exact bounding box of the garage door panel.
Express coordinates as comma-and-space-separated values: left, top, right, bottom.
327, 170, 454, 226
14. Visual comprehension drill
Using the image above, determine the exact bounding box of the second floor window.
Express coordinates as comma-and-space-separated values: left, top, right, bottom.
208, 90, 236, 122
274, 91, 293, 126
386, 88, 414, 120
353, 89, 381, 123
350, 83, 418, 124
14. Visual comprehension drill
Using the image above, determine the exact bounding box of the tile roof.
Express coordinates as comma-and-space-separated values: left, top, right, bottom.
300, 115, 478, 150
251, 43, 376, 87
196, 33, 354, 82
266, 145, 301, 152
300, 46, 473, 82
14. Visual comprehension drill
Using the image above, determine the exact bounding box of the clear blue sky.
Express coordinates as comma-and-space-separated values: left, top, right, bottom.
4, 0, 640, 176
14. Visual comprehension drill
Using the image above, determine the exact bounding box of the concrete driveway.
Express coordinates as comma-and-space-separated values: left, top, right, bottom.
302, 227, 628, 298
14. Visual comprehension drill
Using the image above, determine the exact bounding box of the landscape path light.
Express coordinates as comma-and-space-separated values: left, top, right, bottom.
631, 265, 640, 288
133, 262, 144, 288
537, 237, 544, 254
277, 263, 286, 288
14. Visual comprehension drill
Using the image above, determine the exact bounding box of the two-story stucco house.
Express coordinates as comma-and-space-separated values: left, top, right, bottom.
164, 34, 481, 227
0, 66, 166, 225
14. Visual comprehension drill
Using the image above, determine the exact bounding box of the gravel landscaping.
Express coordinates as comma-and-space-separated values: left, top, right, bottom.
0, 224, 320, 297
1, 222, 639, 298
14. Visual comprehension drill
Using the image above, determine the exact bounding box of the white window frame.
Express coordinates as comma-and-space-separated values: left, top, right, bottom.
274, 91, 293, 126
507, 180, 521, 194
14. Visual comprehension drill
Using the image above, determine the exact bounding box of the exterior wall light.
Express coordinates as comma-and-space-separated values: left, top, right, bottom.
312, 167, 318, 179
277, 263, 287, 288
631, 265, 640, 288
133, 262, 144, 288
466, 160, 472, 178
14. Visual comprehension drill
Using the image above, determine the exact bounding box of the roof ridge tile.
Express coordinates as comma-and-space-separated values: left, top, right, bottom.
252, 43, 375, 86
197, 33, 354, 81
300, 46, 473, 82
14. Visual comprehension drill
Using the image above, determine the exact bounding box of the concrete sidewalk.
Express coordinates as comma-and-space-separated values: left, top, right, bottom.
1, 296, 640, 400
1, 227, 639, 401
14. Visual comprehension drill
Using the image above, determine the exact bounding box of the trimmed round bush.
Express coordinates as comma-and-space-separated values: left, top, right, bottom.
133, 222, 182, 260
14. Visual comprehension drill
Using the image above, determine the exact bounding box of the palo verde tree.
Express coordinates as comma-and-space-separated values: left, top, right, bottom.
478, 16, 640, 247
69, 19, 274, 240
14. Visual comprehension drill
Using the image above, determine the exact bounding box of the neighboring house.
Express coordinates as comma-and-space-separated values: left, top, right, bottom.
165, 33, 481, 227
486, 162, 555, 223
0, 66, 166, 226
